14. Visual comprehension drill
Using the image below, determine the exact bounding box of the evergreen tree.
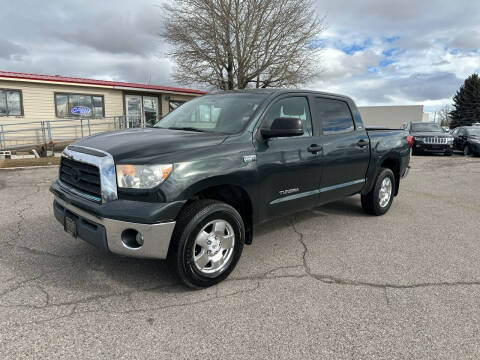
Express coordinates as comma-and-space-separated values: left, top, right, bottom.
450, 73, 480, 128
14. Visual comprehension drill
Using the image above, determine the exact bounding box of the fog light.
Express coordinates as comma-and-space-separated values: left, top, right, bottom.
121, 229, 144, 249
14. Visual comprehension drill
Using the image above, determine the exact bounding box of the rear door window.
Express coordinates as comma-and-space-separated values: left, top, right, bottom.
315, 98, 355, 135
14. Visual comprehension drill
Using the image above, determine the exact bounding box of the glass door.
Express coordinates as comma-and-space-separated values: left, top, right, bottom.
143, 96, 159, 126
125, 95, 142, 128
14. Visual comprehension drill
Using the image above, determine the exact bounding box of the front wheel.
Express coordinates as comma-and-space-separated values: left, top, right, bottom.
361, 168, 395, 216
167, 200, 245, 289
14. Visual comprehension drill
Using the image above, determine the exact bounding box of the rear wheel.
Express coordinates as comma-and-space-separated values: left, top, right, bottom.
167, 200, 245, 289
361, 168, 395, 216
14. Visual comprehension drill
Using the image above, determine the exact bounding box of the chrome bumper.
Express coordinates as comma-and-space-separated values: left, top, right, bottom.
54, 196, 175, 259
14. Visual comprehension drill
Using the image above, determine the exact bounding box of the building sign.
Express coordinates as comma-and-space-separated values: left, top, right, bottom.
71, 106, 91, 116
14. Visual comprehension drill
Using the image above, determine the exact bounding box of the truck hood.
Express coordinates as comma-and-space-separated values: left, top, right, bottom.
72, 128, 229, 162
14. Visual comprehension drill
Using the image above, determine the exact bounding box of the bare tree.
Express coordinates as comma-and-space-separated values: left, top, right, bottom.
438, 104, 452, 126
161, 0, 325, 90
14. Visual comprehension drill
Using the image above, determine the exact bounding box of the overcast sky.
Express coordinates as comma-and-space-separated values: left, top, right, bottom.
1, 0, 479, 118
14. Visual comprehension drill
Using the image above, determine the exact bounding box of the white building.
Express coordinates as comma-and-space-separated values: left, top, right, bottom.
358, 105, 429, 129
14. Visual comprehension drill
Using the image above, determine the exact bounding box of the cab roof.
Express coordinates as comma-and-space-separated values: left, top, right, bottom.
210, 88, 354, 101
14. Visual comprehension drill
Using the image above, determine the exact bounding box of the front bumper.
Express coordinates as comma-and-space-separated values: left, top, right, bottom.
414, 142, 452, 153
53, 196, 176, 259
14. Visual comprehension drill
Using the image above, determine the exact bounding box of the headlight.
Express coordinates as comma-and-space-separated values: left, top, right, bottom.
471, 139, 480, 144
414, 136, 424, 141
116, 164, 173, 189
446, 137, 454, 143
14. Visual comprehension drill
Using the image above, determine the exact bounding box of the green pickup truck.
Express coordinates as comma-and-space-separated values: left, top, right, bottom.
51, 89, 410, 288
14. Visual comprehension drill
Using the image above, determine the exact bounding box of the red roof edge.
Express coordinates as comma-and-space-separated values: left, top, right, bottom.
0, 70, 208, 95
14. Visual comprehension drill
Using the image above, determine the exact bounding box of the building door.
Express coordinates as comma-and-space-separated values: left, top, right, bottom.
125, 95, 142, 128
125, 95, 159, 128
143, 96, 159, 126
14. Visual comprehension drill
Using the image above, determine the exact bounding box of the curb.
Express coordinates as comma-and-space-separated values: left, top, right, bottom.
0, 165, 59, 171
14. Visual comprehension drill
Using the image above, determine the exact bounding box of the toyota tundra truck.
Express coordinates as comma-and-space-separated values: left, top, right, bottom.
51, 90, 410, 288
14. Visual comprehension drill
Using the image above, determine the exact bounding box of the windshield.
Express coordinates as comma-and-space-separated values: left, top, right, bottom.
411, 123, 443, 132
466, 128, 480, 136
154, 93, 267, 134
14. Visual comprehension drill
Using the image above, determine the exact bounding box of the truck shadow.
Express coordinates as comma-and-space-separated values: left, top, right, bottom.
2, 196, 368, 308
251, 195, 366, 237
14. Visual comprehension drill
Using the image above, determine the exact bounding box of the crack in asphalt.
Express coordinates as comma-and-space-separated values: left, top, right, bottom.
3, 242, 76, 259
0, 266, 72, 298
3, 280, 262, 328
3, 172, 480, 329
6, 184, 42, 247
290, 217, 480, 291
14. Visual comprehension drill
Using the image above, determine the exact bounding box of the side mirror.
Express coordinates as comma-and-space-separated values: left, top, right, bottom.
261, 117, 304, 139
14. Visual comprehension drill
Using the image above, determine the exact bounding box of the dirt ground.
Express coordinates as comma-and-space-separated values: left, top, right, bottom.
0, 157, 60, 168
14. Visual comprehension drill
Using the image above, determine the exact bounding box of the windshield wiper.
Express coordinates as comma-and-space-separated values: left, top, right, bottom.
167, 127, 209, 133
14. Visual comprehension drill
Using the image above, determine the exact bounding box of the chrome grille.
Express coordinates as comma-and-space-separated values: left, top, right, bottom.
424, 137, 447, 144
60, 157, 101, 201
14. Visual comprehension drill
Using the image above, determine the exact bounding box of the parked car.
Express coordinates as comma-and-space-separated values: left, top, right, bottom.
51, 90, 411, 288
401, 122, 454, 156
452, 126, 480, 156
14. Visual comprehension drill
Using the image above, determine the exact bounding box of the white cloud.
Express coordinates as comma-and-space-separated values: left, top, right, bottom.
0, 0, 479, 112
309, 0, 480, 112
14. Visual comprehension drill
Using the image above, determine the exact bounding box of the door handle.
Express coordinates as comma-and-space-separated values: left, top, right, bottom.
308, 144, 323, 153
357, 139, 369, 148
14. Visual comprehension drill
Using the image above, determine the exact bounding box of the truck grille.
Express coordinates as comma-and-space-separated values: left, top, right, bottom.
424, 137, 447, 144
59, 157, 101, 201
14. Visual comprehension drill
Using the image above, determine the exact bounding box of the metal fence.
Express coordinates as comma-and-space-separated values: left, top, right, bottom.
0, 116, 140, 151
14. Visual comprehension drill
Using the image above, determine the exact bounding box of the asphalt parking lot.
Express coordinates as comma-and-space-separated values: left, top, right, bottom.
1, 154, 480, 359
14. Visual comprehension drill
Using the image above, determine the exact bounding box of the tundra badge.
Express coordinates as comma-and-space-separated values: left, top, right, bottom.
242, 155, 257, 164
279, 188, 300, 195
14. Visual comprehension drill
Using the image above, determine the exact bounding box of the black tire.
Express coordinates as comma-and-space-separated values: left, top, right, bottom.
361, 168, 396, 216
167, 200, 245, 289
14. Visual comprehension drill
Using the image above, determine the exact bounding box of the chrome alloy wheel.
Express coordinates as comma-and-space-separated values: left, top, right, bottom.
192, 220, 235, 276
379, 177, 392, 208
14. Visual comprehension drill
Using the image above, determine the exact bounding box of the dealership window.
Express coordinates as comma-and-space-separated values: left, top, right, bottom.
55, 93, 104, 118
0, 89, 22, 116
